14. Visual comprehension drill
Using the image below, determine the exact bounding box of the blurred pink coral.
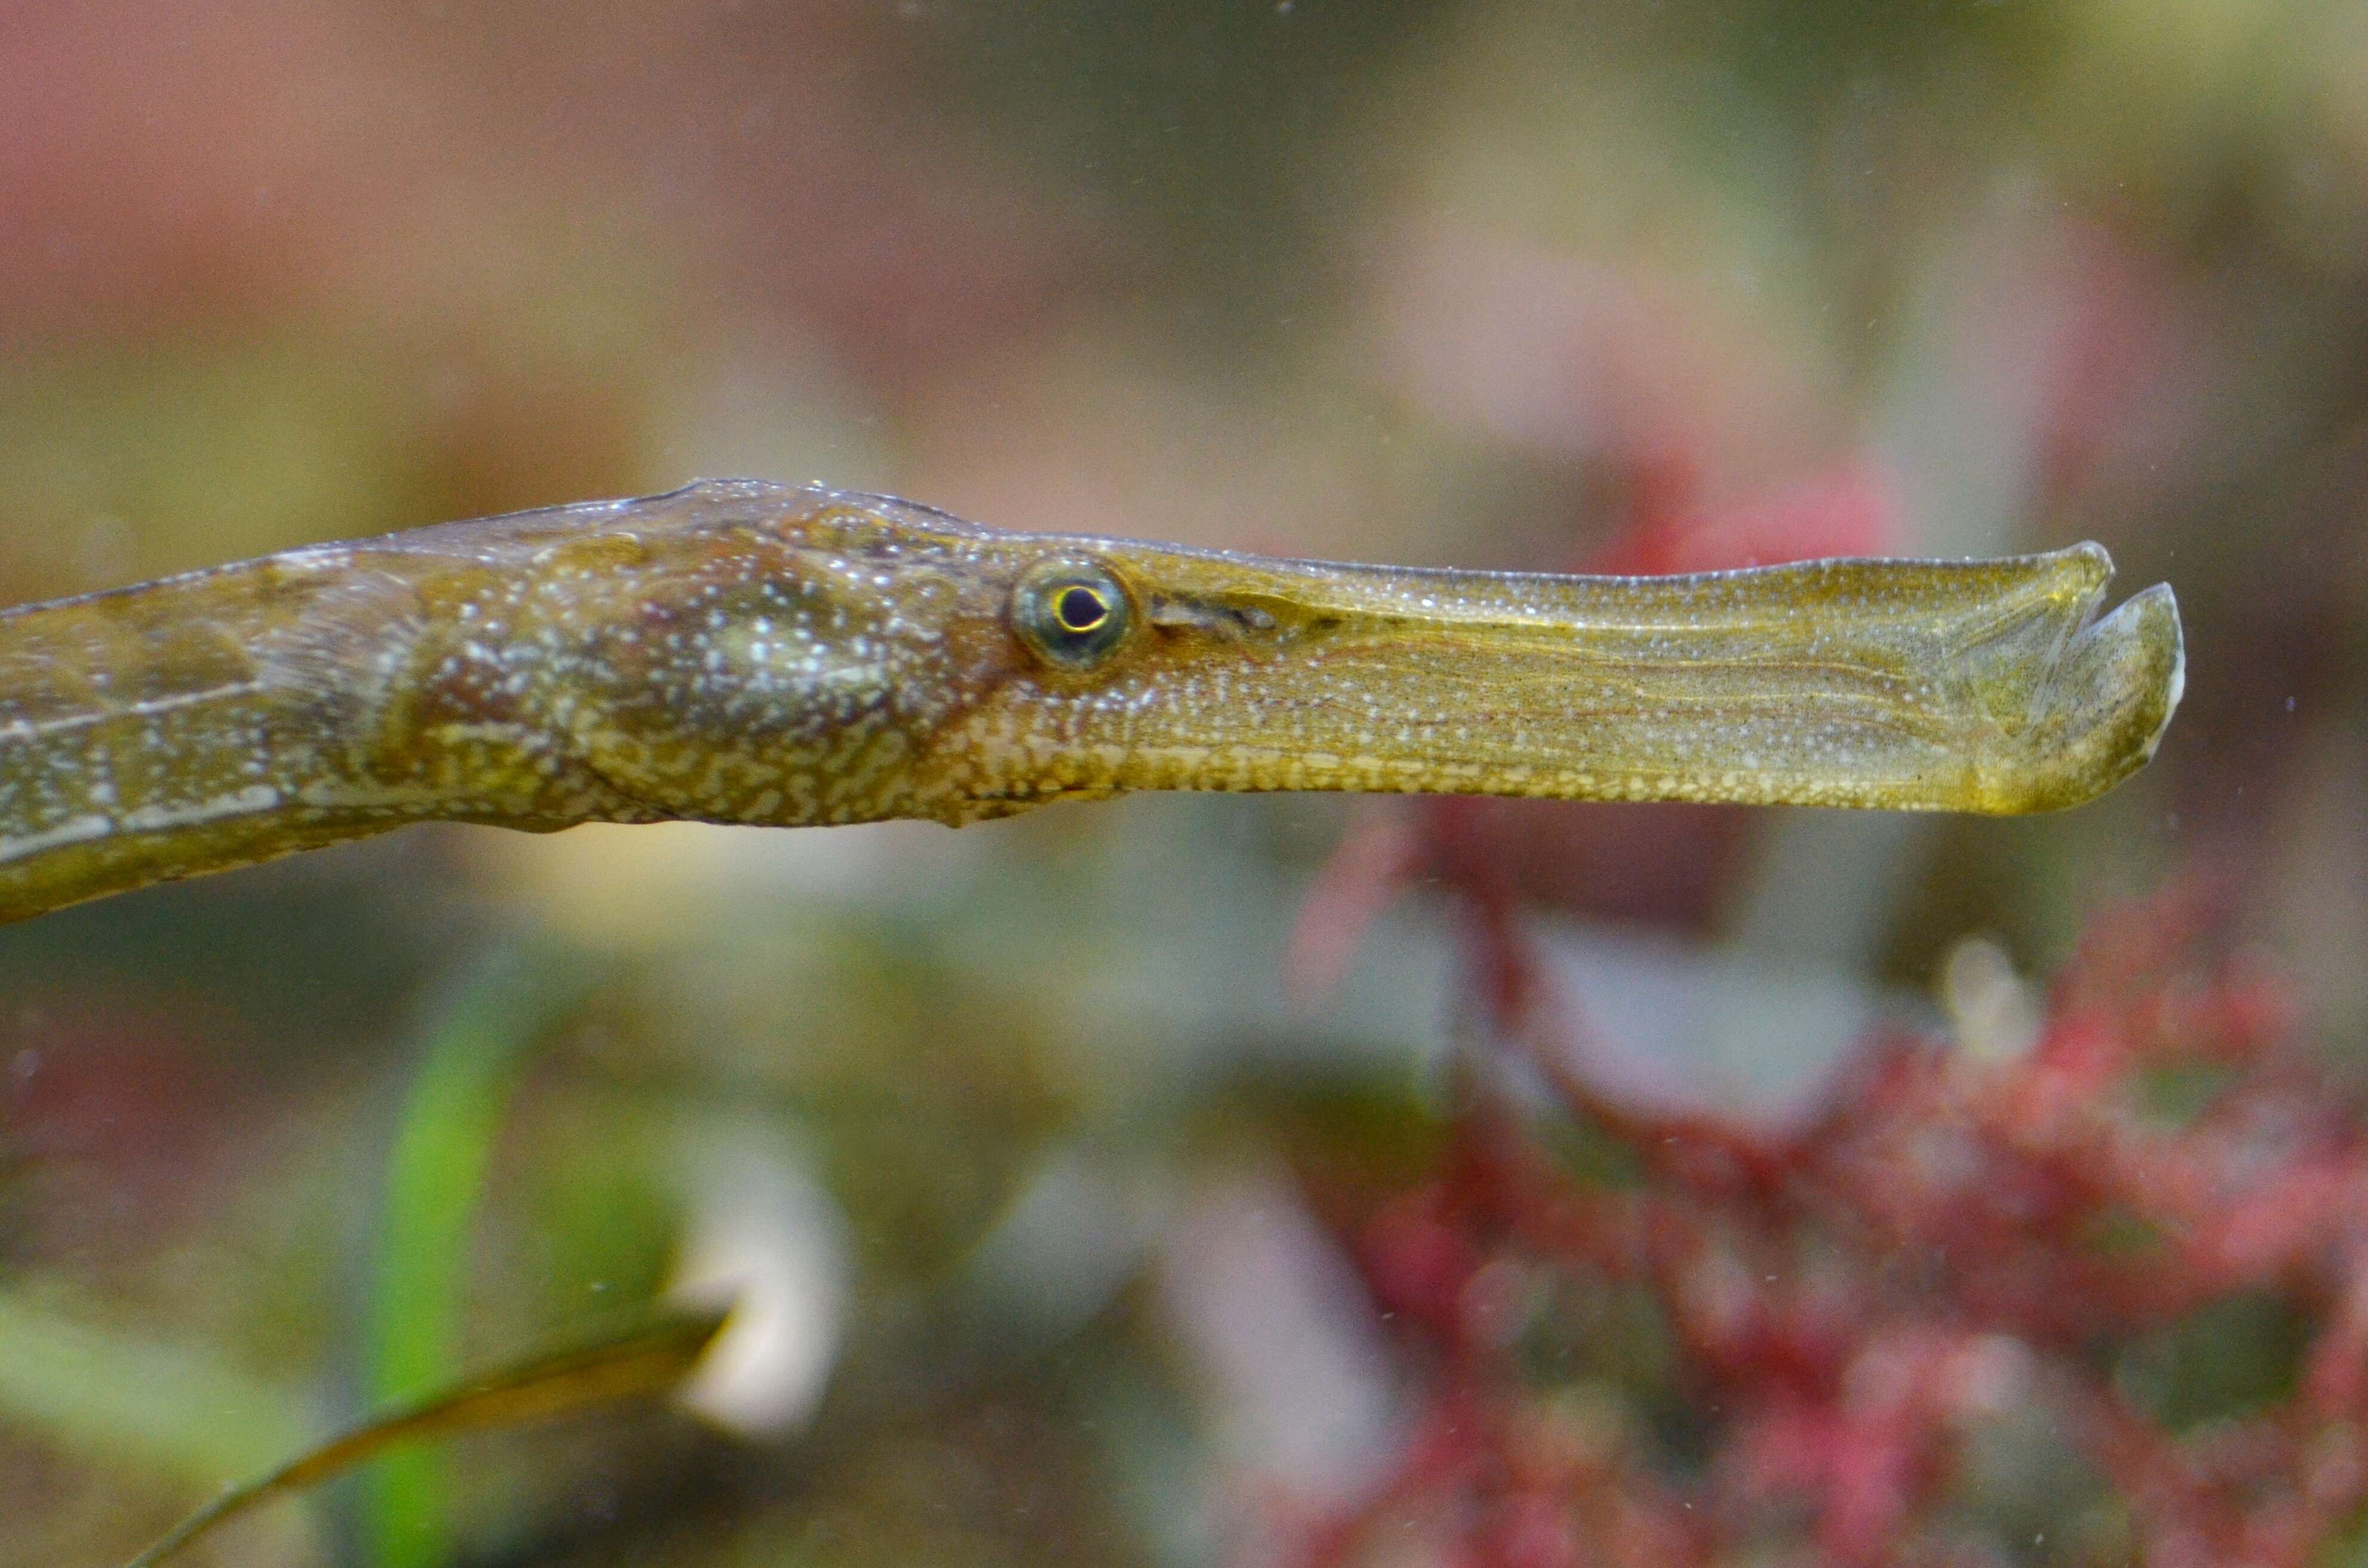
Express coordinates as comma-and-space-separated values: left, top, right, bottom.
1275, 873, 2368, 1567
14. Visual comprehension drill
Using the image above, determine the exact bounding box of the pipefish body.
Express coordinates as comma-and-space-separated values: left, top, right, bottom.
0, 479, 2183, 925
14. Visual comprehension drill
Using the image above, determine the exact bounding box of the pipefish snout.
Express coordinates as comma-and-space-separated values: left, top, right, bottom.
0, 479, 2183, 924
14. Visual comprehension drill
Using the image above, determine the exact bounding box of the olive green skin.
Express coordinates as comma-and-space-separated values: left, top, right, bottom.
0, 480, 2181, 924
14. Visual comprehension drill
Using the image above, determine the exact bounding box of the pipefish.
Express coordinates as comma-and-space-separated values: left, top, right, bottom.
0, 479, 2182, 925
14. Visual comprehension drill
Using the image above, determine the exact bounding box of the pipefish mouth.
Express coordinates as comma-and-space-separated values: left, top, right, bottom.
0, 479, 2181, 925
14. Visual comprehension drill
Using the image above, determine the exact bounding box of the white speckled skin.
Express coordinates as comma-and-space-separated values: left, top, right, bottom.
0, 479, 2182, 923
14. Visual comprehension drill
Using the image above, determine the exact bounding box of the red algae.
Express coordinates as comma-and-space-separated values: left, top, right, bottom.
1276, 873, 2361, 1568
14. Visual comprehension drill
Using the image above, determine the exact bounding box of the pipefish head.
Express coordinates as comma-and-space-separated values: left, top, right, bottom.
914, 529, 2184, 820
527, 484, 1395, 826
537, 482, 2183, 828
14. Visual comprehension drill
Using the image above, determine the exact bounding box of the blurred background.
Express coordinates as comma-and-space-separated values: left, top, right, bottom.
0, 3, 2358, 1566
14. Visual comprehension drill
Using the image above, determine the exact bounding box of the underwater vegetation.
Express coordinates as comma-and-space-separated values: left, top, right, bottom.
1286, 861, 2352, 1567
93, 871, 2364, 1568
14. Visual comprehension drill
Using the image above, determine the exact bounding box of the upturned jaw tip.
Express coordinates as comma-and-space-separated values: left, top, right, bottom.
1998, 579, 2183, 813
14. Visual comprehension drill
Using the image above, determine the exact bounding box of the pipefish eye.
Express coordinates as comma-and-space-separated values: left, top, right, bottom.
1013, 559, 1134, 669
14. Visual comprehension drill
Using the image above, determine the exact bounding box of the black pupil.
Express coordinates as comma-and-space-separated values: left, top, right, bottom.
1055, 585, 1108, 635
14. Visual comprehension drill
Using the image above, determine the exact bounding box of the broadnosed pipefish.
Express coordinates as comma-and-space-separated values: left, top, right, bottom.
0, 479, 2183, 925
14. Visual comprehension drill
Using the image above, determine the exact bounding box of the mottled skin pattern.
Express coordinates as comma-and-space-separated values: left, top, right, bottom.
0, 479, 2184, 924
